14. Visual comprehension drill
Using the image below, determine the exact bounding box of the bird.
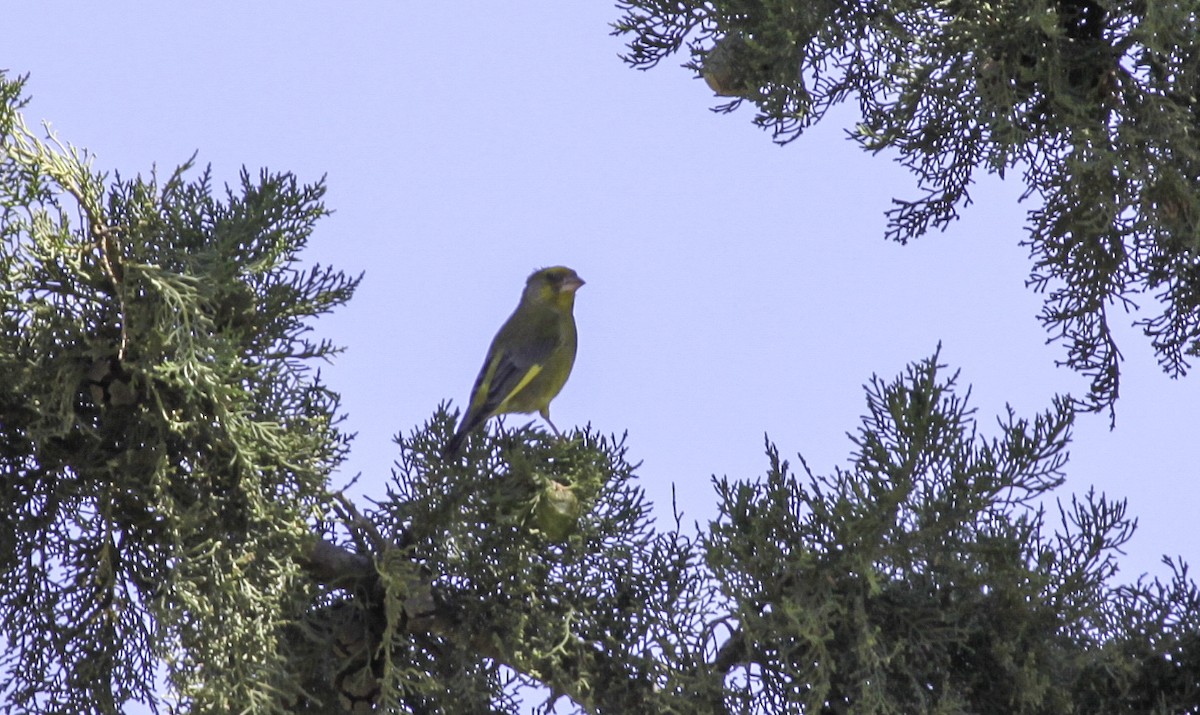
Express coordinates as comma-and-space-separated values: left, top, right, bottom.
444, 266, 584, 456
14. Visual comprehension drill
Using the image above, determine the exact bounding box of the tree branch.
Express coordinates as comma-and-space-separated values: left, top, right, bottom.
296, 535, 664, 713
299, 536, 376, 589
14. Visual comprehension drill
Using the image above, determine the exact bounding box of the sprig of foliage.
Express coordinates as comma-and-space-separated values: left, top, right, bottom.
376, 413, 712, 713
704, 349, 1196, 713
613, 0, 1200, 418
0, 73, 357, 715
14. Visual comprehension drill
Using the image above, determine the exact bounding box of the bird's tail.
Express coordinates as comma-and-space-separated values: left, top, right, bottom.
443, 409, 485, 458
443, 427, 469, 458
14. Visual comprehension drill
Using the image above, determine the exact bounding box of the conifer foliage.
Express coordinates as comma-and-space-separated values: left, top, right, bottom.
0, 73, 356, 713
2, 71, 1197, 714
615, 0, 1200, 418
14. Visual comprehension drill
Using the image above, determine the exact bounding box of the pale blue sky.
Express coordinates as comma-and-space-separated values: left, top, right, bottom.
9, 0, 1197, 669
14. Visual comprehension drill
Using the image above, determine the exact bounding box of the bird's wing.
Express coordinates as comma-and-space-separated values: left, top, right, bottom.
473, 331, 558, 417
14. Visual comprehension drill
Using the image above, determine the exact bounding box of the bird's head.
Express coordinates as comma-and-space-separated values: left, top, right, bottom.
524, 266, 585, 309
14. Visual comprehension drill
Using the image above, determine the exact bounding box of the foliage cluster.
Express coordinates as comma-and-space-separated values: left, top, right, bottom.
614, 0, 1200, 417
0, 73, 356, 713
355, 353, 1200, 713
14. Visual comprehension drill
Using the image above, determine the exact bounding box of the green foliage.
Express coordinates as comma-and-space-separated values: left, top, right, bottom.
0, 73, 356, 714
704, 350, 1196, 714
376, 413, 712, 712
1073, 558, 1200, 712
359, 357, 1200, 714
4, 70, 1198, 715
613, 0, 1200, 417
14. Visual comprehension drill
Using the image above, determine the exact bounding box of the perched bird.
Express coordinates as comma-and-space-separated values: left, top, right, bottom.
444, 266, 584, 456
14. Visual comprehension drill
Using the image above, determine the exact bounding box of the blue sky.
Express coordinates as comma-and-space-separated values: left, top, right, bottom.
10, 0, 1196, 644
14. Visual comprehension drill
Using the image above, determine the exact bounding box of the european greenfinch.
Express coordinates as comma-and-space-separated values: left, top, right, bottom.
444, 266, 584, 456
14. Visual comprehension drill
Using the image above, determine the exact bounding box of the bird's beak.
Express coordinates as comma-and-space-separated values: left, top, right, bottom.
562, 275, 585, 293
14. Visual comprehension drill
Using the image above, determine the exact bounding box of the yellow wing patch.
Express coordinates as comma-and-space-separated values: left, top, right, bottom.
496, 363, 543, 412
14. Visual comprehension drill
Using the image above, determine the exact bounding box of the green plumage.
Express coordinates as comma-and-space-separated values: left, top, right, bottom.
445, 266, 584, 456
